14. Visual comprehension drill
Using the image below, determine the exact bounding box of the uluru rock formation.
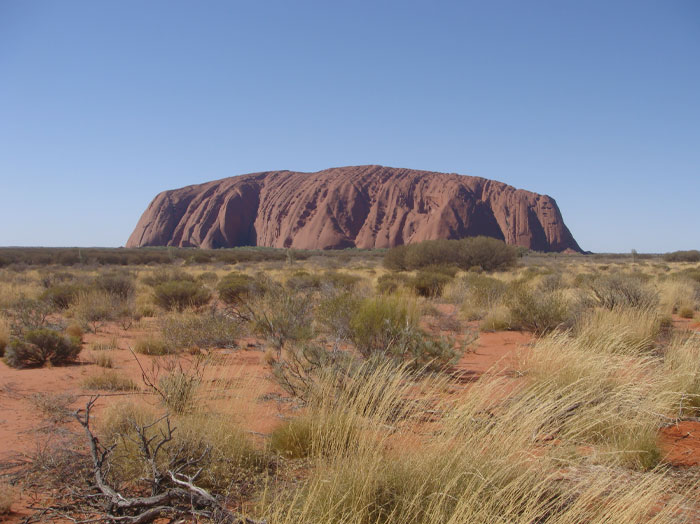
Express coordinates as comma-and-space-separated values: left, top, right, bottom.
127, 166, 581, 252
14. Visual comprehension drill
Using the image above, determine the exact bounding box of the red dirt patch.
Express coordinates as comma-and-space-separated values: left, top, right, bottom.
659, 421, 700, 467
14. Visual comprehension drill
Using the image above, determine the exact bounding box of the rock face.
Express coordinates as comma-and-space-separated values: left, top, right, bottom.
126, 165, 581, 252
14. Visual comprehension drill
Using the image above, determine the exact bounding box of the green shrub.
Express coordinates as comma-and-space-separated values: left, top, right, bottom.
411, 270, 453, 297
348, 296, 460, 370
7, 297, 52, 334
41, 283, 84, 310
250, 285, 314, 350
507, 284, 569, 335
315, 291, 363, 343
322, 271, 363, 290
160, 310, 240, 351
4, 328, 82, 368
153, 280, 211, 311
94, 272, 135, 300
588, 275, 658, 310
384, 237, 517, 272
217, 272, 255, 305
350, 296, 418, 356
663, 250, 700, 263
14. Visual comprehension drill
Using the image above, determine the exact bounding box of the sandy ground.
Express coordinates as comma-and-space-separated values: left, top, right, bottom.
1, 312, 699, 520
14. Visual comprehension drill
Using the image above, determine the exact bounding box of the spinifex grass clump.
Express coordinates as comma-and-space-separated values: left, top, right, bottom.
261, 357, 689, 524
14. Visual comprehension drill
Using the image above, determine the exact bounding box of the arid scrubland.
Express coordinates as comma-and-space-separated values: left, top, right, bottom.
0, 244, 699, 523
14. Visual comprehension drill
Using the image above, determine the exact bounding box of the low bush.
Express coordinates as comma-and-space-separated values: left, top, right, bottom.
82, 371, 139, 391
349, 296, 460, 370
6, 297, 52, 335
384, 237, 517, 272
160, 310, 240, 351
65, 323, 84, 341
349, 296, 418, 356
41, 283, 84, 310
133, 335, 171, 356
71, 289, 119, 333
217, 271, 254, 305
4, 328, 81, 368
663, 250, 700, 263
376, 273, 412, 294
411, 270, 453, 297
94, 271, 135, 300
479, 305, 512, 331
250, 284, 314, 350
285, 270, 322, 291
322, 270, 363, 290
315, 291, 363, 343
29, 392, 76, 424
506, 284, 569, 335
153, 280, 211, 311
588, 274, 658, 310
270, 343, 358, 403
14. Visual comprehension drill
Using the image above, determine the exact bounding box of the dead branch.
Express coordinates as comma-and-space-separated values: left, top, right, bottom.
74, 395, 266, 524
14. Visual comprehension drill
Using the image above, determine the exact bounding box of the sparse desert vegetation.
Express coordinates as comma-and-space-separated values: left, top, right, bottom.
0, 244, 699, 522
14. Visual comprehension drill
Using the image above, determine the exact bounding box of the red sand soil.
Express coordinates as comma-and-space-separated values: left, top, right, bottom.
2, 314, 698, 519
659, 421, 700, 467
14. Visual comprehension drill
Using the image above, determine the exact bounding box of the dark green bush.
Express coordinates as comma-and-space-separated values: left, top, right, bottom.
315, 291, 363, 342
41, 283, 84, 310
411, 271, 453, 297
663, 250, 700, 263
94, 272, 135, 299
506, 284, 569, 335
153, 280, 211, 311
217, 272, 255, 306
143, 268, 196, 287
250, 285, 314, 350
588, 275, 658, 310
348, 296, 461, 370
5, 329, 81, 368
384, 237, 517, 272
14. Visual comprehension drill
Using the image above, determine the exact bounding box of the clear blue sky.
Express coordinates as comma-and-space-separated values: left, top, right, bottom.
1, 0, 698, 252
